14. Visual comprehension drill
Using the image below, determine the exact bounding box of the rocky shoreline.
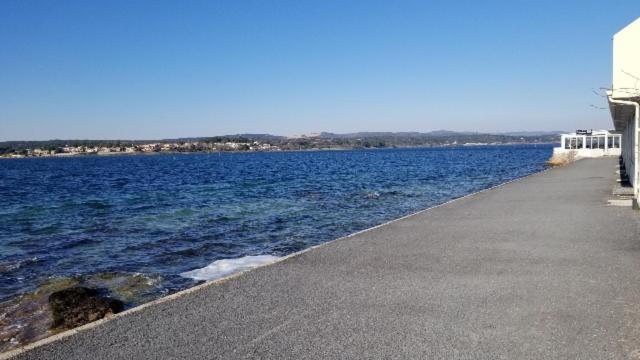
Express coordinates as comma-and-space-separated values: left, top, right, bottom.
0, 273, 161, 353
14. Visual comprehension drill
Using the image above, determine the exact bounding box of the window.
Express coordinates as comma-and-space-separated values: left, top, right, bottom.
569, 137, 577, 149
606, 135, 621, 149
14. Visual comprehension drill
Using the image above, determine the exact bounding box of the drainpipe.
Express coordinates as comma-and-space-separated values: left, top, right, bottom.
608, 96, 640, 207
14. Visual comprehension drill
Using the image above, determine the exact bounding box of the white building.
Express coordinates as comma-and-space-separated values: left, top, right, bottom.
554, 130, 621, 158
608, 17, 640, 205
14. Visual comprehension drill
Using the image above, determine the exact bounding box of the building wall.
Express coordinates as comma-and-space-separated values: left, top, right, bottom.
622, 121, 636, 186
612, 17, 640, 99
611, 17, 640, 194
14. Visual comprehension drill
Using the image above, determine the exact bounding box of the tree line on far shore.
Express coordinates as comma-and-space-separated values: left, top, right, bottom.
0, 131, 561, 156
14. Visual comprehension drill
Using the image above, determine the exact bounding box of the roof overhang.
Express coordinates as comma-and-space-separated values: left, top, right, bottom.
608, 96, 640, 131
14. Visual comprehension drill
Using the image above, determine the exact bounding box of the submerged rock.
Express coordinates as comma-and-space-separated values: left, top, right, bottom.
48, 287, 124, 330
1, 273, 159, 352
85, 272, 161, 304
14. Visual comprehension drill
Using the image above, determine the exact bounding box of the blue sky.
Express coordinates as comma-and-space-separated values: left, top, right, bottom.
1, 1, 639, 140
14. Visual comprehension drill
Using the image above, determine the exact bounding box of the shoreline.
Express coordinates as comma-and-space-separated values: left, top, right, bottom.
0, 142, 556, 159
0, 159, 554, 359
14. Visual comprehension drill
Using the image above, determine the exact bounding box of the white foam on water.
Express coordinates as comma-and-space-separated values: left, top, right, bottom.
179, 255, 281, 281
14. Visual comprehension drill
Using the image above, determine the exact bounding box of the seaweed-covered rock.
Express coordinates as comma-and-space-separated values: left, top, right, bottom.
48, 287, 124, 330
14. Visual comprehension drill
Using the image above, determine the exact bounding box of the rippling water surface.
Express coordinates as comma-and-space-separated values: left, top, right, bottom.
0, 145, 551, 346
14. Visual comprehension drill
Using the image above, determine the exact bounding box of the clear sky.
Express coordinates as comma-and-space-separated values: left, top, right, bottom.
1, 1, 639, 140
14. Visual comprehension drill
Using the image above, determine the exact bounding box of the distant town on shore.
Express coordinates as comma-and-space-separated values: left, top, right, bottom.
0, 131, 562, 158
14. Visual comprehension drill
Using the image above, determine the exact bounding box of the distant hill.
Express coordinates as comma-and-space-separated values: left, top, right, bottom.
497, 131, 566, 137
0, 130, 561, 156
314, 130, 562, 140
317, 130, 482, 139
234, 134, 287, 141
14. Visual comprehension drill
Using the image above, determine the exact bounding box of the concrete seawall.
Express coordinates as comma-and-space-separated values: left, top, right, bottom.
5, 157, 640, 359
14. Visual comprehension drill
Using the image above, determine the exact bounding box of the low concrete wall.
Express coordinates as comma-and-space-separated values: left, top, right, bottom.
553, 147, 621, 158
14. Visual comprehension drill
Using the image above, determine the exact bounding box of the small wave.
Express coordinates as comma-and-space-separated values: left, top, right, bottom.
0, 257, 39, 274
180, 255, 281, 281
365, 191, 380, 199
59, 238, 100, 250
84, 200, 112, 210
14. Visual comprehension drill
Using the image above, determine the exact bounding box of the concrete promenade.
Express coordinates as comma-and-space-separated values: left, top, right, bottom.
8, 157, 640, 359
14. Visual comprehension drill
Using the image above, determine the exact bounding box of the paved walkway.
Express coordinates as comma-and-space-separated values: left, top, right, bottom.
7, 157, 640, 359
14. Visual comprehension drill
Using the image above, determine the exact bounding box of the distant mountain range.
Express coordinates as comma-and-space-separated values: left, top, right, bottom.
498, 131, 567, 137
276, 130, 566, 139
0, 130, 566, 145
311, 130, 566, 139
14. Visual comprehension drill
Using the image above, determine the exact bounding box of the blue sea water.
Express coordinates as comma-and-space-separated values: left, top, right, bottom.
0, 145, 551, 306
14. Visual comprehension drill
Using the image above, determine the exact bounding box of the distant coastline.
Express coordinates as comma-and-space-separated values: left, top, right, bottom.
0, 142, 557, 159
0, 131, 560, 158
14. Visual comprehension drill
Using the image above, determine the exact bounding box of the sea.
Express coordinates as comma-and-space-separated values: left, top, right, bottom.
0, 145, 552, 350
